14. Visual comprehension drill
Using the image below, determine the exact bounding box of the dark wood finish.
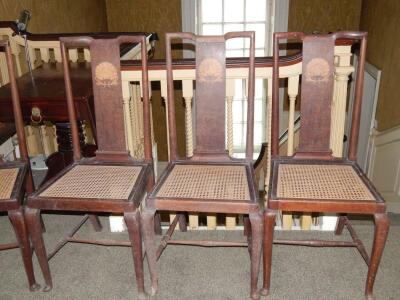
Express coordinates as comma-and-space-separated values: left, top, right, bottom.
142, 31, 263, 300
0, 40, 39, 291
26, 35, 153, 298
261, 31, 389, 300
0, 62, 96, 181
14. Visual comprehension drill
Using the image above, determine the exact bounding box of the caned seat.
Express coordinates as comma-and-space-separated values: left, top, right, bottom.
25, 35, 153, 298
275, 162, 376, 201
38, 165, 143, 200
155, 164, 251, 201
0, 40, 39, 291
142, 32, 263, 300
0, 167, 20, 200
262, 32, 389, 300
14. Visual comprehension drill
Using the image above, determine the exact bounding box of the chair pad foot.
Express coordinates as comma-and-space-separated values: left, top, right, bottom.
42, 284, 52, 292
260, 288, 269, 296
251, 291, 260, 300
29, 283, 41, 292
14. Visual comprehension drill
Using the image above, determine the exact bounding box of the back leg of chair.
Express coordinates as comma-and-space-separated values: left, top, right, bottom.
154, 213, 162, 235
244, 216, 252, 255
261, 209, 276, 297
8, 207, 40, 291
124, 210, 146, 299
142, 208, 158, 296
25, 207, 53, 291
365, 213, 389, 299
335, 214, 347, 235
89, 214, 102, 232
249, 212, 263, 300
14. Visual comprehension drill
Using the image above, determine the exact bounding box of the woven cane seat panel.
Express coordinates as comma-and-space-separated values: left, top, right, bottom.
39, 165, 142, 200
277, 164, 375, 201
0, 168, 19, 199
156, 165, 250, 201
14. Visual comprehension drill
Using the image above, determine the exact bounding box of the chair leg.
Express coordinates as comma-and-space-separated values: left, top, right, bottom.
142, 208, 158, 296
124, 211, 146, 300
249, 212, 263, 300
261, 209, 276, 297
154, 213, 162, 235
335, 214, 347, 235
365, 213, 389, 299
25, 207, 53, 291
8, 208, 40, 291
244, 216, 252, 255
178, 213, 187, 232
89, 214, 102, 232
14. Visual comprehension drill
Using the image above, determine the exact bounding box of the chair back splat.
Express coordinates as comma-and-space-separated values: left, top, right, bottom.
271, 31, 367, 161
60, 36, 152, 163
165, 32, 255, 162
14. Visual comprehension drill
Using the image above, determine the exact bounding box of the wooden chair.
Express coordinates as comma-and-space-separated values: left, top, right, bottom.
261, 31, 389, 299
0, 40, 39, 291
142, 32, 263, 300
25, 35, 153, 298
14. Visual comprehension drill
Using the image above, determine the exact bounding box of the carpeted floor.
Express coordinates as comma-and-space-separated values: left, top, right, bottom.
0, 171, 399, 299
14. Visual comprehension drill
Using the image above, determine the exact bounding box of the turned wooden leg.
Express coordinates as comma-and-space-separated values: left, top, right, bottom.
25, 207, 52, 291
124, 210, 146, 299
261, 209, 276, 296
8, 208, 40, 291
89, 214, 102, 232
178, 213, 187, 232
335, 214, 347, 235
142, 208, 158, 296
249, 212, 263, 300
365, 213, 389, 299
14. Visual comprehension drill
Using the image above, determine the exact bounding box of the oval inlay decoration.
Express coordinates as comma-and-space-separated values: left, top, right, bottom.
95, 62, 118, 87
198, 58, 223, 83
304, 58, 330, 83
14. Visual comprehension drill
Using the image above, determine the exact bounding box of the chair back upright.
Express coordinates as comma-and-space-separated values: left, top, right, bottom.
0, 40, 33, 192
60, 35, 152, 163
271, 31, 367, 161
165, 32, 255, 162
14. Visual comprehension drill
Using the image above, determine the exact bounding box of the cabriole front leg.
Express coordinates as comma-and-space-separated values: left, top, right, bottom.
365, 213, 389, 299
261, 209, 276, 297
25, 207, 53, 291
8, 207, 40, 291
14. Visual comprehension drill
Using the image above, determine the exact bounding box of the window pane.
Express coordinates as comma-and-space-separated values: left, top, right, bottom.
255, 99, 263, 122
225, 23, 244, 50
246, 0, 266, 21
226, 49, 244, 58
202, 24, 223, 35
202, 0, 222, 22
255, 78, 263, 98
254, 122, 263, 145
233, 123, 243, 146
245, 23, 265, 48
224, 0, 244, 22
234, 79, 243, 99
233, 100, 243, 122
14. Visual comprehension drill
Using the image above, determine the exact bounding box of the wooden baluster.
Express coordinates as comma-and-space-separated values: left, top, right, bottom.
122, 80, 135, 155
0, 51, 10, 85
9, 40, 22, 76
68, 49, 79, 63
265, 78, 272, 193
28, 46, 36, 69
54, 48, 62, 63
330, 46, 354, 157
40, 48, 50, 63
83, 48, 91, 62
